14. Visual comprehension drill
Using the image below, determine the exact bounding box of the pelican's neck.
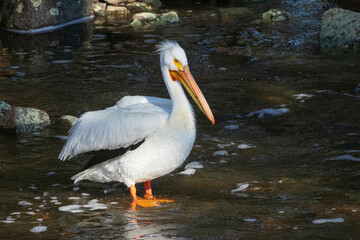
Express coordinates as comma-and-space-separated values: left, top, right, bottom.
161, 65, 195, 129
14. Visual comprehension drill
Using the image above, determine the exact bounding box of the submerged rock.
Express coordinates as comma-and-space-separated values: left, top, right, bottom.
133, 12, 157, 21
219, 7, 253, 23
0, 101, 11, 119
0, 0, 93, 33
157, 11, 179, 24
320, 8, 360, 48
354, 83, 360, 95
262, 9, 290, 22
130, 11, 179, 28
0, 106, 51, 134
54, 115, 78, 131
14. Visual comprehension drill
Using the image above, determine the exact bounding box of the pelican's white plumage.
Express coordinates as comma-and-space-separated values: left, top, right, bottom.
59, 40, 214, 200
59, 96, 172, 160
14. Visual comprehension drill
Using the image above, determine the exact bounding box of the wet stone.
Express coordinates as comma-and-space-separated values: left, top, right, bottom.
0, 0, 93, 32
54, 115, 78, 131
93, 2, 107, 16
106, 6, 128, 14
320, 8, 360, 48
0, 106, 51, 134
0, 101, 11, 119
262, 9, 290, 22
354, 83, 360, 95
104, 0, 128, 6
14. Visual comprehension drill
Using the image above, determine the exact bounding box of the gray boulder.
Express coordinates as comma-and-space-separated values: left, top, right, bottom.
320, 8, 360, 48
0, 0, 93, 33
0, 106, 51, 134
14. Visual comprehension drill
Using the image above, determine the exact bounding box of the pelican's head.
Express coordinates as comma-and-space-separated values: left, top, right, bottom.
157, 40, 215, 125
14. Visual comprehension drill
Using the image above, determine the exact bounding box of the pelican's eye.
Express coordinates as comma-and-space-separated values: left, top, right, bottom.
173, 58, 183, 71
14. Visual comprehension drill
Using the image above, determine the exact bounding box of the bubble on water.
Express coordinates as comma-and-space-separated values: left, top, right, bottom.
47, 172, 56, 176
30, 226, 48, 233
278, 210, 285, 214
185, 161, 203, 169
11, 212, 21, 215
26, 212, 35, 215
81, 193, 90, 196
312, 218, 344, 224
213, 150, 229, 156
110, 202, 118, 205
73, 187, 80, 191
18, 201, 32, 206
34, 196, 41, 200
218, 67, 227, 71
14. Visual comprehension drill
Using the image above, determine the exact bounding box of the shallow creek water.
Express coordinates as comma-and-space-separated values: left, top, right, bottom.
1, 1, 360, 239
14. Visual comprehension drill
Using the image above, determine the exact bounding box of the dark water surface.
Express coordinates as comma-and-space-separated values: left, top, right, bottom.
1, 1, 360, 239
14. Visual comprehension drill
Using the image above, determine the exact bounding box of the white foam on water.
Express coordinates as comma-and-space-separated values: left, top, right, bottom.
185, 161, 203, 169
292, 93, 313, 101
18, 201, 32, 206
179, 168, 196, 175
237, 143, 255, 149
246, 108, 289, 118
244, 218, 257, 222
312, 218, 344, 224
328, 155, 360, 162
30, 226, 48, 233
231, 183, 249, 193
213, 150, 229, 156
26, 212, 35, 215
68, 197, 81, 200
225, 124, 241, 130
0, 216, 16, 224
83, 199, 107, 211
58, 204, 81, 212
81, 193, 90, 196
217, 142, 235, 148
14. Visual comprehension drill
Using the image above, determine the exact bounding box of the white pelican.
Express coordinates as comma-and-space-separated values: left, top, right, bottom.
59, 40, 214, 206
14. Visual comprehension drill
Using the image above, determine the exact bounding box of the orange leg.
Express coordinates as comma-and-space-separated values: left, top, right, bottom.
144, 180, 154, 199
130, 185, 138, 200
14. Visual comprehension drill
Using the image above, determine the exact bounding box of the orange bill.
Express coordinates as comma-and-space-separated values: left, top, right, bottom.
170, 66, 215, 124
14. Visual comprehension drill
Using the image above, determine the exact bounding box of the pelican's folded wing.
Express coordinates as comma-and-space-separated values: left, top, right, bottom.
59, 96, 172, 160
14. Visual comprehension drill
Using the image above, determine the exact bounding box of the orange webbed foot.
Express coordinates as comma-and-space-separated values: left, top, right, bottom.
133, 197, 174, 208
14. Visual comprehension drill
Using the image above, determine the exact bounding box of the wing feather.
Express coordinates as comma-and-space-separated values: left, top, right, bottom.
59, 96, 172, 160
